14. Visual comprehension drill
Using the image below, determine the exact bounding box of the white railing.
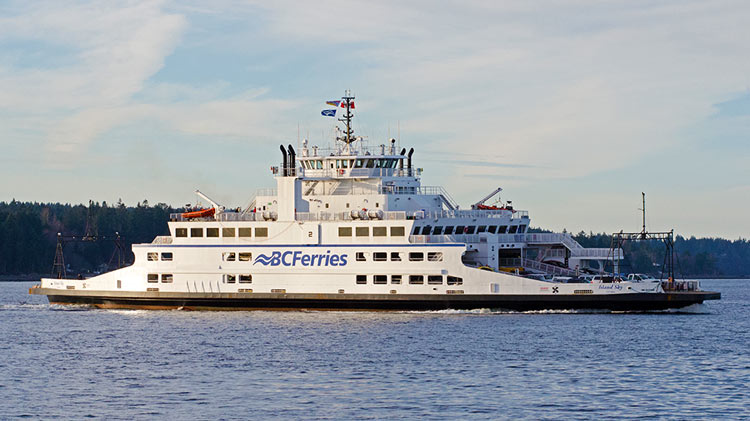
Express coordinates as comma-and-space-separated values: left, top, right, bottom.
295, 211, 407, 222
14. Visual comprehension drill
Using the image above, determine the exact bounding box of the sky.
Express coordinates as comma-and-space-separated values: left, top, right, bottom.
1, 0, 748, 239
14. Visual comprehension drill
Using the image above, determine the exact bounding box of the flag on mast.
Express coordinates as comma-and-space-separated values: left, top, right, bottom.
326, 100, 341, 107
321, 109, 337, 117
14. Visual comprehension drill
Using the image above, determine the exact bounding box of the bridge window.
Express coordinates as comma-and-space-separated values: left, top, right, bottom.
147, 252, 158, 261
373, 227, 387, 237
355, 159, 364, 168
356, 227, 369, 237
421, 226, 432, 235
409, 252, 424, 261
498, 226, 507, 234
239, 274, 252, 284
356, 275, 367, 284
488, 226, 497, 234
207, 228, 219, 237
239, 252, 252, 262
161, 252, 173, 261
374, 275, 387, 284
447, 276, 463, 285
147, 274, 158, 283
391, 252, 402, 261
223, 252, 236, 262
391, 275, 402, 284
255, 227, 268, 237
428, 275, 443, 285
176, 228, 187, 237
455, 226, 465, 234
444, 226, 455, 235
509, 225, 518, 234
338, 227, 352, 237
433, 226, 443, 235
223, 228, 236, 237
190, 228, 203, 237
409, 275, 424, 285
356, 252, 367, 262
519, 225, 527, 233
316, 160, 323, 169
342, 160, 349, 168
366, 159, 375, 168
466, 226, 476, 234
477, 226, 487, 233
161, 274, 173, 283
411, 226, 421, 235
391, 226, 405, 236
428, 252, 443, 262
373, 252, 387, 262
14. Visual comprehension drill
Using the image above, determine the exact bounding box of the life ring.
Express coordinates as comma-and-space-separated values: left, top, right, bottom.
338, 169, 345, 175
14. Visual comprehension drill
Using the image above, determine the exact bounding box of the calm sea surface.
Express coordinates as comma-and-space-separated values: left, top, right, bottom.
1, 279, 748, 420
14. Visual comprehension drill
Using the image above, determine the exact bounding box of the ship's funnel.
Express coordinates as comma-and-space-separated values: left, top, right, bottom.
407, 148, 414, 170
280, 145, 288, 176
287, 145, 296, 177
399, 148, 406, 169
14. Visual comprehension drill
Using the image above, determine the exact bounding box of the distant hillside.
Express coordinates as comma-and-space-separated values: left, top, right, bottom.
1, 201, 748, 278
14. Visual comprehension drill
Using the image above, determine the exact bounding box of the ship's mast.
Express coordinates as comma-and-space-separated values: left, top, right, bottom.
337, 90, 355, 154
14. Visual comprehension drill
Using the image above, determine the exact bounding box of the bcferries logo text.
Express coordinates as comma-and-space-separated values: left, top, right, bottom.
253, 251, 348, 267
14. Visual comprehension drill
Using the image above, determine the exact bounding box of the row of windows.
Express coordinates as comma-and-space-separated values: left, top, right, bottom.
338, 226, 405, 237
147, 274, 173, 283
412, 224, 527, 236
355, 251, 443, 262
302, 158, 401, 170
175, 227, 268, 238
222, 274, 253, 284
356, 274, 463, 285
147, 252, 173, 261
222, 252, 252, 262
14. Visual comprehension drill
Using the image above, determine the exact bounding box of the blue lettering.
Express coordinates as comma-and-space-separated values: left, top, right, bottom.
270, 251, 281, 266
339, 255, 348, 266
255, 250, 349, 267
293, 251, 302, 266
330, 255, 339, 265
281, 251, 293, 266
301, 254, 311, 266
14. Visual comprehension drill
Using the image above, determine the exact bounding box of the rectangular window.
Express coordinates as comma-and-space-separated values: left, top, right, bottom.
239, 227, 252, 237
190, 227, 203, 237
391, 275, 402, 284
466, 226, 476, 234
421, 226, 432, 235
224, 274, 236, 284
356, 275, 367, 284
223, 227, 236, 237
518, 225, 527, 233
390, 226, 405, 236
147, 252, 158, 261
373, 252, 387, 262
477, 226, 487, 233
338, 227, 352, 237
117, 280, 121, 289
374, 275, 387, 285
239, 252, 252, 262
455, 226, 465, 234
223, 252, 236, 262
355, 227, 369, 237
428, 252, 443, 262
161, 252, 173, 261
433, 226, 443, 235
239, 274, 252, 284
411, 225, 421, 235
356, 252, 367, 262
498, 225, 507, 234
147, 274, 158, 283
176, 228, 187, 237
488, 226, 497, 234
444, 226, 455, 235
255, 227, 268, 237
509, 225, 518, 234
373, 227, 387, 237
161, 274, 173, 283
409, 275, 424, 285
409, 252, 424, 261
206, 227, 219, 237
447, 276, 463, 285
428, 275, 443, 285
391, 252, 402, 262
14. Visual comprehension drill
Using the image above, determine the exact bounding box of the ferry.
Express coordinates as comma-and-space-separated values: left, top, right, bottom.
30, 92, 720, 311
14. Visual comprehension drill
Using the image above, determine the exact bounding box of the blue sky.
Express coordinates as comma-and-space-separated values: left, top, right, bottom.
1, 0, 748, 238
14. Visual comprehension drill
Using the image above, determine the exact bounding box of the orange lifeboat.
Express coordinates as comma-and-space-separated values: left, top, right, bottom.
181, 208, 215, 219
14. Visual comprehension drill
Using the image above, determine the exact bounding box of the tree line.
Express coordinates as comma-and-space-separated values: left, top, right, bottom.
0, 200, 748, 278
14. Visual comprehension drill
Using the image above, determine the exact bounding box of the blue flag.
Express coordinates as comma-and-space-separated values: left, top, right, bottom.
321, 109, 337, 117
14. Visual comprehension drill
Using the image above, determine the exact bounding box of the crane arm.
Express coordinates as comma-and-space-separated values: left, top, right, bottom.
194, 190, 223, 212
473, 187, 503, 208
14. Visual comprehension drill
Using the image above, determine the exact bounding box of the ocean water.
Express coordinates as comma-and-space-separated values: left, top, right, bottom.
0, 280, 747, 420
